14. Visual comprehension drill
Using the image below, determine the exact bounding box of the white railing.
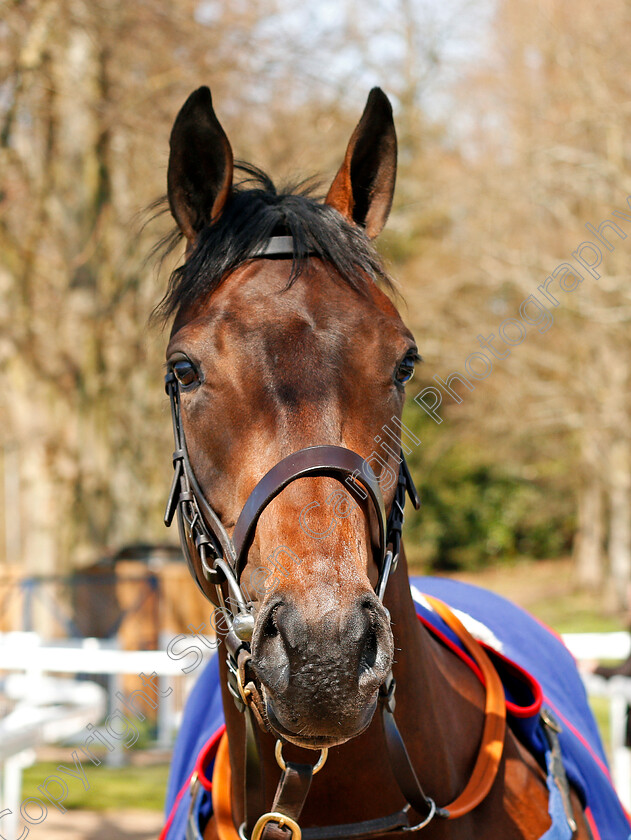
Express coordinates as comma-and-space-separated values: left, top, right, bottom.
1, 632, 629, 816
0, 679, 105, 760
561, 631, 630, 662
0, 632, 212, 826
0, 637, 108, 837
0, 632, 208, 748
563, 632, 631, 811
0, 633, 189, 675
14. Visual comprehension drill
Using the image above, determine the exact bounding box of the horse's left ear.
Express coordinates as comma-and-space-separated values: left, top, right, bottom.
167, 86, 234, 244
325, 88, 397, 239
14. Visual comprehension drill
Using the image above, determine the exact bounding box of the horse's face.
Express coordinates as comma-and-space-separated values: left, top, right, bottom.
165, 87, 415, 749
167, 262, 414, 747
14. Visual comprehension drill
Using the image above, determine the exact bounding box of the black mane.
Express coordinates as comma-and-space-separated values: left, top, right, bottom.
153, 163, 393, 322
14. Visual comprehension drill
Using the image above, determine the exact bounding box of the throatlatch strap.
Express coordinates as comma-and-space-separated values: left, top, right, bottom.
244, 706, 267, 837
424, 595, 506, 818
380, 696, 442, 821
256, 762, 314, 840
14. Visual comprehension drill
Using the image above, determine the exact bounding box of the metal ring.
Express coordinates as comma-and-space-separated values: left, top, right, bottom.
274, 740, 328, 775
404, 798, 437, 831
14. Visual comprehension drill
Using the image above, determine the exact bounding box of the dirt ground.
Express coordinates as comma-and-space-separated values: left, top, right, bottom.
34, 810, 164, 840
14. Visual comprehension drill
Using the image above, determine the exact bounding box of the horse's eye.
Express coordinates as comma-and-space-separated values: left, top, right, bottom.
172, 358, 200, 388
394, 351, 418, 388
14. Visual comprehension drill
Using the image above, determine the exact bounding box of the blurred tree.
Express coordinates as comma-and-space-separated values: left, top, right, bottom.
412, 0, 631, 608
0, 0, 467, 572
1, 0, 627, 618
0, 0, 291, 571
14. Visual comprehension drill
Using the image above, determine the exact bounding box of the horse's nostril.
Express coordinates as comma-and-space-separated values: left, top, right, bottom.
356, 595, 392, 686
359, 623, 378, 673
253, 593, 392, 703
263, 603, 282, 639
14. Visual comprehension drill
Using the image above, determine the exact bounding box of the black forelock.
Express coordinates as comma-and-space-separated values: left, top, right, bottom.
152, 163, 393, 323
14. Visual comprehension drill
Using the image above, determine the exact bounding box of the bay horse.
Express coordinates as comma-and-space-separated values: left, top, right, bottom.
158, 87, 628, 840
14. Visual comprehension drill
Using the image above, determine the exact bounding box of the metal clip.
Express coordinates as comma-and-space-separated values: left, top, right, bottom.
541, 708, 562, 733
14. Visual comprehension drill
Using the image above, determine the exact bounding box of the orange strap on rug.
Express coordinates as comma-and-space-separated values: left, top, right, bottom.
424, 594, 506, 818
212, 733, 240, 840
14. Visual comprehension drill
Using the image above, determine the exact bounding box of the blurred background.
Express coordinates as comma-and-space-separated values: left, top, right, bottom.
1, 0, 630, 836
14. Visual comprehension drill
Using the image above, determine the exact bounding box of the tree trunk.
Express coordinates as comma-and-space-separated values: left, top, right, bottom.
602, 348, 630, 614
574, 471, 604, 588
574, 425, 605, 588
605, 435, 631, 612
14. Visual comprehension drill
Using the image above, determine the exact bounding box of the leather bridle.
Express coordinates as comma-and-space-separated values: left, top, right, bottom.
163, 236, 507, 840
164, 365, 419, 623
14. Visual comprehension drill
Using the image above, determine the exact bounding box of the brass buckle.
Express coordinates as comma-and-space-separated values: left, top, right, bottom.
236, 668, 253, 706
251, 812, 302, 840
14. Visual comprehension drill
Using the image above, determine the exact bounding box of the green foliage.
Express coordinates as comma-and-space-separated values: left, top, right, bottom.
401, 406, 575, 571
21, 761, 169, 811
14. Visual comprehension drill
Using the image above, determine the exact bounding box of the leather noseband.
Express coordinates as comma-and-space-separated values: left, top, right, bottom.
164, 370, 419, 628
232, 445, 386, 580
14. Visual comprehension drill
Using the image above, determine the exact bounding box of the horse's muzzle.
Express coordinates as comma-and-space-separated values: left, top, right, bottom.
250, 590, 394, 748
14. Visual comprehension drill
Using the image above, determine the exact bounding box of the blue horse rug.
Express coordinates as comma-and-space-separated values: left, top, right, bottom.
162, 576, 631, 840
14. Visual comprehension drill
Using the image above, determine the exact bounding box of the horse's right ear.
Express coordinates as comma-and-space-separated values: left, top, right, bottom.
167, 87, 234, 245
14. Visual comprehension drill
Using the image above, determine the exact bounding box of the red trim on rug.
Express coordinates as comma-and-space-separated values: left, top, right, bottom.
549, 701, 631, 826
159, 768, 195, 840
584, 806, 601, 839
480, 645, 543, 718
196, 724, 226, 790
529, 612, 565, 645
417, 613, 485, 684
416, 612, 543, 719
159, 724, 226, 840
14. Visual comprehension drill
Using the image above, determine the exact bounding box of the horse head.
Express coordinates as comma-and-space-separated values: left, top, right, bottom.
163, 87, 419, 749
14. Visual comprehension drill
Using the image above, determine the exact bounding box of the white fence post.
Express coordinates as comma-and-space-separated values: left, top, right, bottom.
1, 750, 35, 837
0, 630, 215, 807
610, 677, 631, 812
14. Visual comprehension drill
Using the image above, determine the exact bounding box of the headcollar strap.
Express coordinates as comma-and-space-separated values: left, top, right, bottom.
232, 445, 386, 580
249, 235, 298, 258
